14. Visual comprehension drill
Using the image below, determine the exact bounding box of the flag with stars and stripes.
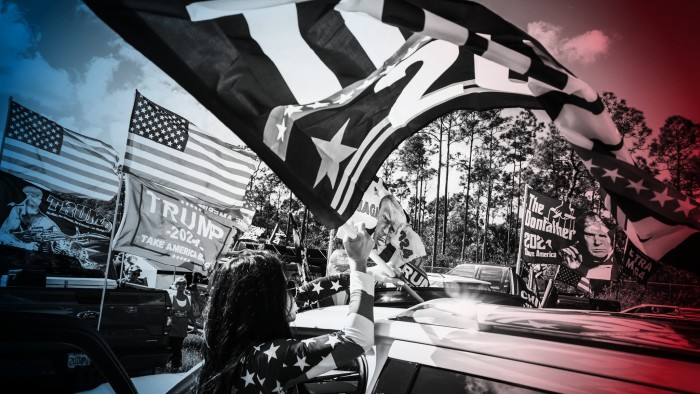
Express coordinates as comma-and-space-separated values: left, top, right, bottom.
1, 99, 119, 201
230, 190, 256, 231
124, 91, 257, 212
555, 265, 593, 296
86, 1, 700, 276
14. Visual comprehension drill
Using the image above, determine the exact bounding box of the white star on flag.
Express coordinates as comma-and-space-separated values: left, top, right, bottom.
333, 92, 353, 105
284, 105, 302, 117
581, 158, 597, 171
626, 178, 648, 194
330, 280, 342, 291
308, 101, 328, 109
674, 197, 697, 217
311, 282, 324, 294
311, 119, 357, 187
293, 355, 310, 371
325, 334, 341, 348
601, 167, 622, 183
355, 76, 376, 91
263, 343, 280, 362
253, 344, 262, 352
242, 371, 255, 387
276, 118, 287, 141
650, 188, 674, 208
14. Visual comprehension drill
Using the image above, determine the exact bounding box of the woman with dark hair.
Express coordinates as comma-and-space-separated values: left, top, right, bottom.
198, 225, 376, 394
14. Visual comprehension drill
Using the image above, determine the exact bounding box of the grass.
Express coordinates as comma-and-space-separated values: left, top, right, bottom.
157, 332, 205, 374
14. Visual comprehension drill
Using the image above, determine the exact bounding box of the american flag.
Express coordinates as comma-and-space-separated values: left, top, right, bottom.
124, 91, 257, 209
0, 100, 119, 201
230, 190, 256, 231
556, 265, 593, 295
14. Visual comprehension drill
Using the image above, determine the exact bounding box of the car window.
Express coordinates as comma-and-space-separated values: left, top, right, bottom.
447, 265, 477, 277
371, 359, 418, 394
410, 365, 543, 394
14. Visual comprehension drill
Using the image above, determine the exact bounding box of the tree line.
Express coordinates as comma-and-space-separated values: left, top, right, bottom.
245, 92, 700, 274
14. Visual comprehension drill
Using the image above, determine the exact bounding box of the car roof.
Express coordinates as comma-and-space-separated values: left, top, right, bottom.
292, 305, 404, 331
294, 299, 700, 358
621, 303, 679, 311
393, 299, 700, 357
426, 273, 492, 285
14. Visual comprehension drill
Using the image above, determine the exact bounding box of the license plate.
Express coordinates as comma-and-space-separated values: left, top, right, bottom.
67, 353, 91, 368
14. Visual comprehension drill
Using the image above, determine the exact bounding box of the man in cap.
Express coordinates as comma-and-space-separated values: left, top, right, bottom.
0, 185, 62, 251
120, 264, 147, 286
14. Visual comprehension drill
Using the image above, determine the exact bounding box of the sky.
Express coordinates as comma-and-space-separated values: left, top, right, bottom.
1, 0, 699, 178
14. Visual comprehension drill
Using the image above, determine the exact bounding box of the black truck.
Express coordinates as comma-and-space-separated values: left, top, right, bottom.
0, 248, 172, 378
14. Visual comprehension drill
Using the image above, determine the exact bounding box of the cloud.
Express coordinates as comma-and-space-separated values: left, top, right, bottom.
1, 2, 241, 159
527, 21, 611, 65
0, 2, 75, 112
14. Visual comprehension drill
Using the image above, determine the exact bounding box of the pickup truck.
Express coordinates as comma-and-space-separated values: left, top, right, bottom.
0, 268, 172, 378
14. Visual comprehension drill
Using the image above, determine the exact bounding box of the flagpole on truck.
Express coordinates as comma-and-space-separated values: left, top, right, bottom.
97, 167, 126, 331
0, 97, 13, 160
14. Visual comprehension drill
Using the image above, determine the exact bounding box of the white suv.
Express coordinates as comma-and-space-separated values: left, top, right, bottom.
292, 299, 700, 393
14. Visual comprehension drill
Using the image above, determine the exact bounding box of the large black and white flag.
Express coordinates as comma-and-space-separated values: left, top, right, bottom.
85, 0, 700, 275
84, 0, 541, 228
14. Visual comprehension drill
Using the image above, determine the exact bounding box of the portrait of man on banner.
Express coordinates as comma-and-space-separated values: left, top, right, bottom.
558, 212, 619, 281
0, 171, 113, 273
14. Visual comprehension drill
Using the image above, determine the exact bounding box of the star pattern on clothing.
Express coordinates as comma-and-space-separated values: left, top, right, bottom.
242, 370, 255, 387
311, 281, 324, 294
325, 334, 341, 348
272, 380, 285, 393
293, 355, 310, 371
263, 343, 280, 362
311, 119, 357, 187
330, 280, 342, 292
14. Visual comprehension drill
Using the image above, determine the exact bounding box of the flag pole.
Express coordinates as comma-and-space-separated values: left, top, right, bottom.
515, 184, 529, 277
0, 96, 13, 161
97, 167, 125, 331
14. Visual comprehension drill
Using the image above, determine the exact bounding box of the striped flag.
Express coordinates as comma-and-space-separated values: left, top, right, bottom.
230, 190, 256, 231
1, 99, 119, 201
85, 1, 700, 275
555, 265, 593, 296
124, 91, 257, 209
85, 1, 542, 228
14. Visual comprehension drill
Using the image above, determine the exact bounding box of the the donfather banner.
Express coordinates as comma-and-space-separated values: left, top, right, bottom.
113, 174, 237, 268
519, 187, 581, 265
519, 186, 619, 283
0, 170, 113, 272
